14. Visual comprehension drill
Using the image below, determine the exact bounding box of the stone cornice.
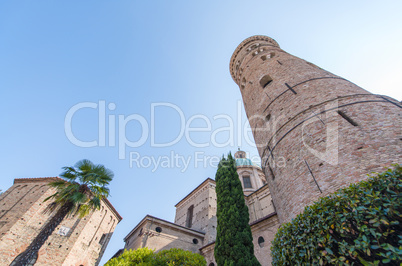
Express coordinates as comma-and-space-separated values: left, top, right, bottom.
13, 177, 122, 221
175, 178, 215, 208
236, 163, 263, 171
14, 177, 62, 183
245, 184, 270, 198
249, 212, 277, 227
199, 240, 216, 251
124, 214, 205, 242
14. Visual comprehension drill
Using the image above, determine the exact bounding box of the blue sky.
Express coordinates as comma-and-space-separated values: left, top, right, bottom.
0, 1, 401, 264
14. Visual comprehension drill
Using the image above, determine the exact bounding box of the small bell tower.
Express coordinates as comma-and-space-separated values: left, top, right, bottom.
234, 149, 267, 195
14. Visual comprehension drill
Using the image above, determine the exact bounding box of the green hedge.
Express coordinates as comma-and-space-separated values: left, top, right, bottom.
105, 248, 206, 266
271, 165, 402, 265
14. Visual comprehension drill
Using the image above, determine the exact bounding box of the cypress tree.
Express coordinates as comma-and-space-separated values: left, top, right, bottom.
214, 153, 260, 266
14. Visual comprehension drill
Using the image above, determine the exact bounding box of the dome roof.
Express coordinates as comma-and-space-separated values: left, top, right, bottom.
235, 158, 261, 168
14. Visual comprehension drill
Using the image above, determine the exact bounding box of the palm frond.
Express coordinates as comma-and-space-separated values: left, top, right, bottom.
89, 185, 110, 197
76, 204, 91, 218
48, 180, 66, 186
43, 192, 59, 202
43, 202, 60, 215
71, 191, 87, 204
76, 159, 94, 173
43, 159, 114, 218
60, 166, 78, 181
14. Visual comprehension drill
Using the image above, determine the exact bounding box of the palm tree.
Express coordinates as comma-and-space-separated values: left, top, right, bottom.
11, 159, 114, 266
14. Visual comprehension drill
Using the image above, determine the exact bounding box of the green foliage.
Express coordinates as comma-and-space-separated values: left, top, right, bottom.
44, 159, 113, 217
105, 248, 206, 266
153, 248, 206, 265
271, 165, 402, 265
214, 153, 260, 266
105, 248, 154, 266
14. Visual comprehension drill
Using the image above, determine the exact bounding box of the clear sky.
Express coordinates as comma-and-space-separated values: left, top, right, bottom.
0, 1, 401, 264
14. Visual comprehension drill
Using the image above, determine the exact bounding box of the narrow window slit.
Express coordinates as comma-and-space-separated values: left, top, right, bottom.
337, 111, 358, 126
186, 205, 194, 228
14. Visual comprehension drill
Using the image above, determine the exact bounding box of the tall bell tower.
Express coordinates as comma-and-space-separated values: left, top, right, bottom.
230, 35, 402, 223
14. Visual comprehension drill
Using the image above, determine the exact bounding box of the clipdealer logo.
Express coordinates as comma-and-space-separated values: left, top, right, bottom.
64, 100, 259, 162
64, 100, 339, 171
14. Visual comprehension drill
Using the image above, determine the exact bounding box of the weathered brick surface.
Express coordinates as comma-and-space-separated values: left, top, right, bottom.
251, 214, 280, 266
0, 178, 121, 265
230, 35, 402, 223
246, 185, 275, 224
174, 179, 217, 244
199, 242, 216, 266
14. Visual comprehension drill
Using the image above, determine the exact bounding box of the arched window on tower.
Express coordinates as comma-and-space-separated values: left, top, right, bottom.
243, 176, 252, 188
260, 74, 273, 88
258, 236, 265, 248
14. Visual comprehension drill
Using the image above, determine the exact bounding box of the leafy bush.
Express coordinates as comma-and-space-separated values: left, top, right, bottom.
153, 248, 206, 265
105, 247, 206, 266
271, 165, 402, 265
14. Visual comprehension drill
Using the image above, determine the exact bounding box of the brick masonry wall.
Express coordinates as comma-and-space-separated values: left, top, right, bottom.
200, 243, 216, 266
63, 199, 119, 266
246, 186, 275, 224
120, 167, 278, 264
0, 178, 120, 266
230, 35, 402, 223
174, 180, 217, 234
251, 215, 280, 266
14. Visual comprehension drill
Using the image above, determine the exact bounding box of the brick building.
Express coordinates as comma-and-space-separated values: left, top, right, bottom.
230, 35, 401, 223
112, 35, 400, 265
114, 150, 279, 266
0, 177, 122, 266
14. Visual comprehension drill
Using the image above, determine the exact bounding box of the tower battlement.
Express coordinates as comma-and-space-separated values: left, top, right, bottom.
230, 35, 280, 84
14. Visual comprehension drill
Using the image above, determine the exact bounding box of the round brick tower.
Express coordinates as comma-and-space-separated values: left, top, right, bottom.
230, 35, 402, 223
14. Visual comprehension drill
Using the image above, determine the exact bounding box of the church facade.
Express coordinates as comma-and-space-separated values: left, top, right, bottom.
115, 150, 279, 266
114, 35, 400, 265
